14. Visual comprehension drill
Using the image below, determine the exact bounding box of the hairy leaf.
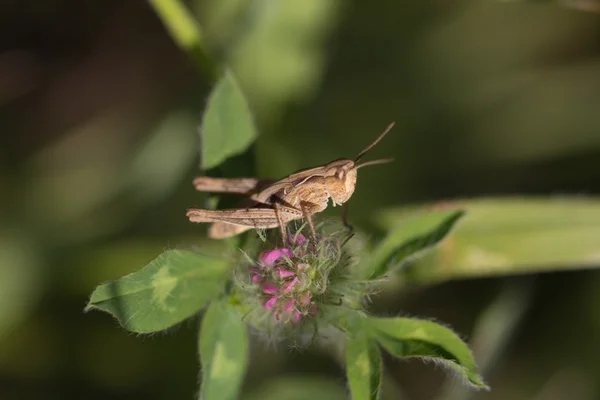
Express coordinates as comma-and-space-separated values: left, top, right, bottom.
200, 70, 257, 170
199, 301, 248, 400
368, 210, 464, 279
346, 325, 382, 400
375, 198, 600, 284
85, 250, 229, 333
368, 317, 487, 389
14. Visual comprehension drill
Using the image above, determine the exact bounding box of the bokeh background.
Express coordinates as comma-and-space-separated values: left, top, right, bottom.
2, 1, 600, 399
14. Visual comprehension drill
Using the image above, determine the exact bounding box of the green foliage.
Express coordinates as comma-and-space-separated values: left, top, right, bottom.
199, 301, 248, 400
85, 250, 229, 333
375, 198, 600, 284
368, 317, 488, 389
6, 0, 600, 398
86, 3, 488, 399
200, 70, 258, 170
368, 210, 465, 279
86, 221, 484, 396
345, 321, 383, 400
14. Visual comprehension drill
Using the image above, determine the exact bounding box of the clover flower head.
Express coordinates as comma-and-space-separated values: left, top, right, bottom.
234, 228, 364, 337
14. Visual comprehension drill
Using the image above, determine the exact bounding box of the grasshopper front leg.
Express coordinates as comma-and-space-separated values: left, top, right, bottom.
341, 202, 354, 235
299, 201, 319, 241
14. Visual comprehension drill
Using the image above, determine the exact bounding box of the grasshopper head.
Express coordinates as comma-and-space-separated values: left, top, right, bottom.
324, 159, 358, 205
325, 122, 395, 206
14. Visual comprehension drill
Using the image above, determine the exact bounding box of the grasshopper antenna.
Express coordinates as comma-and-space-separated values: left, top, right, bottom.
354, 121, 395, 163
356, 157, 394, 169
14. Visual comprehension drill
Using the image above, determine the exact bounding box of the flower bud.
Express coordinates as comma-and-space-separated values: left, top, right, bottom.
262, 282, 278, 294
275, 267, 295, 278
259, 248, 293, 266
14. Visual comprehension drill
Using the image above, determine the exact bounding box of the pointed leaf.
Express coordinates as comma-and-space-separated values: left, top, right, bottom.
200, 70, 257, 170
374, 198, 600, 284
368, 210, 465, 279
199, 301, 248, 400
85, 250, 229, 333
368, 317, 488, 389
346, 326, 382, 400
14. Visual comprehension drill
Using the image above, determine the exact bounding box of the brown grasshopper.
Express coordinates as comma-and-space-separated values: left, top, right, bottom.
186, 122, 395, 243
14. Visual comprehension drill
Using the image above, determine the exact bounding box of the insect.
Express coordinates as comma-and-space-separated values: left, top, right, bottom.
186, 122, 395, 244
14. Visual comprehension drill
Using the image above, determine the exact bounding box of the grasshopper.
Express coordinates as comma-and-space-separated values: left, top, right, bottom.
186, 122, 395, 243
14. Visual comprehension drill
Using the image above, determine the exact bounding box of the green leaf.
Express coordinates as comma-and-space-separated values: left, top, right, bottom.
368, 210, 465, 279
374, 198, 600, 284
346, 326, 382, 400
199, 301, 248, 400
85, 250, 229, 333
368, 317, 488, 389
200, 70, 258, 170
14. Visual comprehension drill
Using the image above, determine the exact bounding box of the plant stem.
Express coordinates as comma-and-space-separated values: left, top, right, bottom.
148, 0, 219, 81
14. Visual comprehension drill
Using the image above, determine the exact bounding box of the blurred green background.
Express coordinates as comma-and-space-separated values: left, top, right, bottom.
2, 1, 600, 399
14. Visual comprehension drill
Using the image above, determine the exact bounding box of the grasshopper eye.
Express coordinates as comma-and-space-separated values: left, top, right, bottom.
336, 170, 345, 180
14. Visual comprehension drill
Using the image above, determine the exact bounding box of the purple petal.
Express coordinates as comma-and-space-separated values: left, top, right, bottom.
283, 277, 298, 292
259, 248, 293, 266
264, 296, 277, 309
283, 298, 295, 312
262, 282, 279, 294
275, 267, 295, 278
